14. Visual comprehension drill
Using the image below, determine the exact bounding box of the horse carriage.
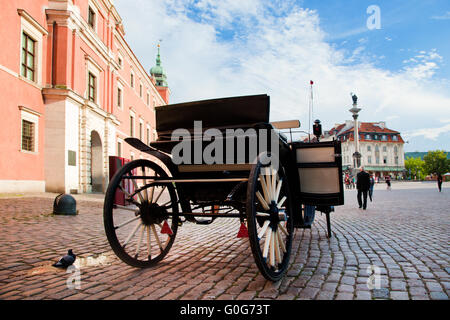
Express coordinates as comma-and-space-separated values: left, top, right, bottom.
103, 94, 343, 281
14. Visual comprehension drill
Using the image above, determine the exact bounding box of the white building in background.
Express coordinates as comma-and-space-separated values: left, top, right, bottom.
324, 121, 406, 178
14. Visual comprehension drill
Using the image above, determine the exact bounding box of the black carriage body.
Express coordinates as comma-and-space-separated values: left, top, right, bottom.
125, 94, 343, 219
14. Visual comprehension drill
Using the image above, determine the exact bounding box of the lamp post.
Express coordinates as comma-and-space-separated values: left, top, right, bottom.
349, 93, 362, 170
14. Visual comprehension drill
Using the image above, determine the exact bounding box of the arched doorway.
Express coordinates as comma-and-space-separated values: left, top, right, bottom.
90, 130, 104, 193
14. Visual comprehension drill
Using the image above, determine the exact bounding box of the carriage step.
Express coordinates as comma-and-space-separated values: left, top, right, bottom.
237, 223, 249, 238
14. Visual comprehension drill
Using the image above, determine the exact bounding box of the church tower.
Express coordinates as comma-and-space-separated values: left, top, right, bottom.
150, 44, 170, 104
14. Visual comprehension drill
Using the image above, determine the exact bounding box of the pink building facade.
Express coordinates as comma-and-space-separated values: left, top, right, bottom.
0, 0, 169, 193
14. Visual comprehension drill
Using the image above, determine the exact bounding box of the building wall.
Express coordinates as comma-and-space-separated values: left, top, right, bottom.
0, 0, 49, 192
0, 0, 169, 193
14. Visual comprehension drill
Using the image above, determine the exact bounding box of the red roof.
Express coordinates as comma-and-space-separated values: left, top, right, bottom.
328, 122, 405, 144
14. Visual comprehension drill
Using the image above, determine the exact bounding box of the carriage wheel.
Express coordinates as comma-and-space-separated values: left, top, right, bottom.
104, 159, 179, 268
246, 156, 294, 281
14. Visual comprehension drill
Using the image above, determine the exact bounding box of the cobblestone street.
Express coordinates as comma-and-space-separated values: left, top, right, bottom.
0, 181, 448, 300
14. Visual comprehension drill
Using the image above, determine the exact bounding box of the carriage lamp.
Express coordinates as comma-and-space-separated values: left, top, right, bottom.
313, 119, 322, 141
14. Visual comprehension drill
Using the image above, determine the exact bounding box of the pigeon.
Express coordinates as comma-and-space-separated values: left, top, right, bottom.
52, 249, 76, 268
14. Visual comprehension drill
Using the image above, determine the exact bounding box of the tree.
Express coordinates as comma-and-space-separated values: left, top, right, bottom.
405, 156, 426, 180
423, 150, 450, 175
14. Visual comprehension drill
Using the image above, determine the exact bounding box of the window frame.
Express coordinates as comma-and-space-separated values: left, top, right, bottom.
87, 6, 96, 30
19, 106, 40, 154
88, 72, 96, 103
18, 10, 47, 86
21, 32, 36, 82
130, 70, 134, 88
129, 111, 135, 137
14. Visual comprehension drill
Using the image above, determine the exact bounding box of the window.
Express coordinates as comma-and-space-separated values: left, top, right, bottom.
376, 157, 380, 164
22, 120, 35, 152
367, 145, 371, 152
383, 156, 387, 164
383, 146, 387, 152
130, 114, 134, 137
18, 9, 47, 85
375, 145, 379, 152
381, 135, 387, 141
368, 156, 372, 164
21, 33, 35, 81
393, 135, 398, 141
88, 7, 96, 29
395, 156, 399, 165
130, 72, 134, 88
88, 72, 96, 102
139, 121, 143, 140
117, 141, 122, 157
394, 146, 398, 154
365, 134, 371, 140
117, 87, 122, 108
139, 83, 142, 97
373, 134, 378, 140
118, 57, 122, 68
147, 93, 150, 106
147, 126, 150, 144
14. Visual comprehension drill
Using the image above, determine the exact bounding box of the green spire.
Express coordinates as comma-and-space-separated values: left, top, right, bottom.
150, 44, 168, 87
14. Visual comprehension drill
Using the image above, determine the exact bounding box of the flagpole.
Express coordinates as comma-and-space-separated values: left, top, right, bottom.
309, 80, 314, 142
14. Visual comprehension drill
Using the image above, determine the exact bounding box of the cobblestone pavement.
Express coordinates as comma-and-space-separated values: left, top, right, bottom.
0, 181, 448, 300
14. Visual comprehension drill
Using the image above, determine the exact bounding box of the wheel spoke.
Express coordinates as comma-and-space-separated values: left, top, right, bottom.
123, 221, 142, 248
269, 230, 275, 267
130, 173, 144, 203
262, 226, 272, 259
274, 229, 282, 265
141, 166, 148, 202
114, 204, 139, 213
259, 174, 270, 204
151, 224, 163, 252
274, 178, 283, 203
114, 215, 140, 229
256, 191, 270, 210
135, 224, 145, 258
277, 196, 287, 209
257, 220, 270, 239
146, 226, 151, 260
271, 168, 277, 202
118, 185, 141, 206
256, 212, 270, 217
153, 185, 166, 203
264, 171, 273, 201
277, 228, 286, 253
279, 222, 289, 236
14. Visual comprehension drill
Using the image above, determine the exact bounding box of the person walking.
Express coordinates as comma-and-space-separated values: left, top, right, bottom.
385, 175, 391, 190
437, 173, 443, 192
369, 174, 375, 201
357, 167, 371, 210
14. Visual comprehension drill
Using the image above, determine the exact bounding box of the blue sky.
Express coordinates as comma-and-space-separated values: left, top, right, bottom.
116, 0, 450, 152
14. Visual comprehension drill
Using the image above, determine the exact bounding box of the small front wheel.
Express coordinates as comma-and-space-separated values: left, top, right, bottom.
104, 159, 179, 268
246, 155, 294, 281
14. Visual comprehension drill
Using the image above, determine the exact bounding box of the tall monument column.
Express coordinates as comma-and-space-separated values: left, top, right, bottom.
349, 93, 362, 169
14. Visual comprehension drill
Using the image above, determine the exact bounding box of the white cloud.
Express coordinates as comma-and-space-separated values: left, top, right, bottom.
115, 0, 450, 151
405, 124, 450, 140
431, 11, 450, 20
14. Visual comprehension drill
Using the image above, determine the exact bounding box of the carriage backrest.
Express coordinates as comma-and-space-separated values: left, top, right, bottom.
155, 94, 270, 138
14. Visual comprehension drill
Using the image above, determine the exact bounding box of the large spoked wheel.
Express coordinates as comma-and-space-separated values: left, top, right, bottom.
246, 156, 294, 281
104, 159, 179, 268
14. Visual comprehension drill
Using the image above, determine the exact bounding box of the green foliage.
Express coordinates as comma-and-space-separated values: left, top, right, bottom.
405, 156, 426, 180
423, 150, 450, 175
